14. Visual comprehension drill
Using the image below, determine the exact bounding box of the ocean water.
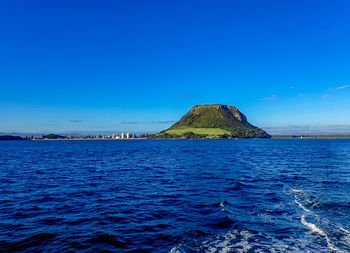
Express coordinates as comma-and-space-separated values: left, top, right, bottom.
0, 139, 350, 252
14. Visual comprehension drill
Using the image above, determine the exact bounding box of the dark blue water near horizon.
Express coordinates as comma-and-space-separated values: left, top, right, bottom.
1, 139, 350, 252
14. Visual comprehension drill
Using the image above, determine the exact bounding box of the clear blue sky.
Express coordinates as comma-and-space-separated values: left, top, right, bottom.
1, 0, 350, 134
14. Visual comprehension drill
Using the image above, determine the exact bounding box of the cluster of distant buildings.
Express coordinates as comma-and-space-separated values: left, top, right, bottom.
103, 133, 133, 139
14, 132, 154, 140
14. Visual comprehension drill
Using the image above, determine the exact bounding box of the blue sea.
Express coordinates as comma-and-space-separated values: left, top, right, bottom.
0, 139, 350, 252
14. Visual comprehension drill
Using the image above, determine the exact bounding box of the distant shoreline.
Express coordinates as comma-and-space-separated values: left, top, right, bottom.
272, 135, 350, 139
2, 135, 350, 141
35, 136, 350, 140
32, 138, 148, 141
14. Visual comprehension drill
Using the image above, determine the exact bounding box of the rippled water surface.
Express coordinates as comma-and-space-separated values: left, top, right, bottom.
1, 139, 350, 252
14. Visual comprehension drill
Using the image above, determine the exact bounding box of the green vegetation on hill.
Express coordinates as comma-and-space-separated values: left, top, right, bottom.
42, 134, 66, 139
154, 104, 270, 139
166, 128, 231, 135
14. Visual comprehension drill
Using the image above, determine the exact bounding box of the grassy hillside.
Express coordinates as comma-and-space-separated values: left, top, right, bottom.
154, 104, 270, 139
166, 128, 231, 135
169, 104, 250, 131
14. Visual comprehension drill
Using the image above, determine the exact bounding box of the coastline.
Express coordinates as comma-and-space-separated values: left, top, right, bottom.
32, 136, 350, 140
272, 135, 350, 139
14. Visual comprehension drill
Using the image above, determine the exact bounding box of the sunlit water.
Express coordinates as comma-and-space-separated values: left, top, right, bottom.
0, 139, 350, 252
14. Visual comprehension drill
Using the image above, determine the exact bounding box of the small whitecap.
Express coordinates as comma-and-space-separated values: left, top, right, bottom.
291, 188, 304, 193
295, 199, 312, 213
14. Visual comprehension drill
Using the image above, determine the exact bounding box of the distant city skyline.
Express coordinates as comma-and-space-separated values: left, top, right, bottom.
1, 1, 350, 135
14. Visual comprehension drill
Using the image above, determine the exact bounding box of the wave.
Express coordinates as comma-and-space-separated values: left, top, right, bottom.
171, 188, 350, 253
0, 233, 56, 252
169, 228, 314, 253
85, 232, 126, 248
291, 188, 349, 253
291, 188, 305, 193
301, 215, 344, 253
294, 199, 312, 213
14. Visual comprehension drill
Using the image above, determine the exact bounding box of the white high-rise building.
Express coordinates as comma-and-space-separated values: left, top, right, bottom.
120, 133, 126, 139
126, 133, 131, 139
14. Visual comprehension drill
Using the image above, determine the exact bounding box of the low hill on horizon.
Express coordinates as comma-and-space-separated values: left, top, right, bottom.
0, 135, 26, 141
42, 134, 66, 139
154, 104, 270, 139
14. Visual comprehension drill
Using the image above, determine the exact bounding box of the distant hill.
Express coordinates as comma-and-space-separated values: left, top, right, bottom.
154, 104, 270, 139
42, 134, 66, 139
0, 135, 25, 141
